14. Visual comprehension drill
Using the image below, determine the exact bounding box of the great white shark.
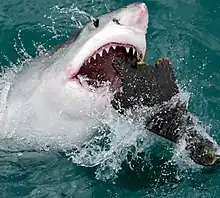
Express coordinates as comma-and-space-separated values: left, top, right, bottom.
0, 3, 219, 166
0, 3, 148, 148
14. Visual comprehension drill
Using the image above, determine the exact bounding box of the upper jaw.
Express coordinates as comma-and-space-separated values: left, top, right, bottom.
68, 27, 146, 79
67, 42, 145, 81
84, 42, 143, 66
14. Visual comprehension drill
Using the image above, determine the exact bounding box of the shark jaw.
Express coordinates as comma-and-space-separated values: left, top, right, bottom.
74, 44, 141, 91
65, 2, 148, 92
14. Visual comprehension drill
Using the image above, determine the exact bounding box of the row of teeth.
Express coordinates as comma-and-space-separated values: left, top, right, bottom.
87, 46, 138, 63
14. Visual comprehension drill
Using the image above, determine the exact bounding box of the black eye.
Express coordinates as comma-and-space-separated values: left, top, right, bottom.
112, 18, 121, 25
92, 18, 99, 28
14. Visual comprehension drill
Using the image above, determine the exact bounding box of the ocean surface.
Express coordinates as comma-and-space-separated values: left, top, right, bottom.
0, 0, 220, 197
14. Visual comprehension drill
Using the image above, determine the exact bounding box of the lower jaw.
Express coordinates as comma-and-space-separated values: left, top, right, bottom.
71, 78, 117, 99
73, 74, 121, 94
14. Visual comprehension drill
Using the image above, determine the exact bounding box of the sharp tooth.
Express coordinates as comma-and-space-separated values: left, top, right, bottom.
126, 47, 130, 53
99, 50, 103, 57
88, 58, 91, 63
93, 54, 96, 60
113, 46, 116, 50
106, 47, 110, 53
132, 48, 136, 55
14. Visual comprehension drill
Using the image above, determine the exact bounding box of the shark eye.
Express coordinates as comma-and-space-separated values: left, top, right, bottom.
92, 18, 99, 28
112, 18, 121, 25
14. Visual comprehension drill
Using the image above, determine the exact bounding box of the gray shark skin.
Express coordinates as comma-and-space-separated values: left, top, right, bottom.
111, 56, 220, 166
0, 3, 148, 149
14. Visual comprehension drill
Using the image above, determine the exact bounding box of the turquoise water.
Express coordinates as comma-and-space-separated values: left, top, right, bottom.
1, 0, 220, 197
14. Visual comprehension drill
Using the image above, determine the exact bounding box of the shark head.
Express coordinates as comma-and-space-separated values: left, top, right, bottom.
64, 2, 148, 89
47, 2, 149, 118
9, 3, 149, 144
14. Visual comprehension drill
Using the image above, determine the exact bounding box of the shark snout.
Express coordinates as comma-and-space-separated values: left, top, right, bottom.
137, 3, 148, 29
138, 3, 147, 16
127, 2, 148, 14
128, 2, 146, 8
119, 3, 149, 32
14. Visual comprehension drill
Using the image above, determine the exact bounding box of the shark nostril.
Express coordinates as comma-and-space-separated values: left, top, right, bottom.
139, 4, 147, 16
139, 9, 146, 17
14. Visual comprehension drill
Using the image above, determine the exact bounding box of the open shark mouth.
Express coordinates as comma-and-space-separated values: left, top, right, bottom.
75, 43, 142, 90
